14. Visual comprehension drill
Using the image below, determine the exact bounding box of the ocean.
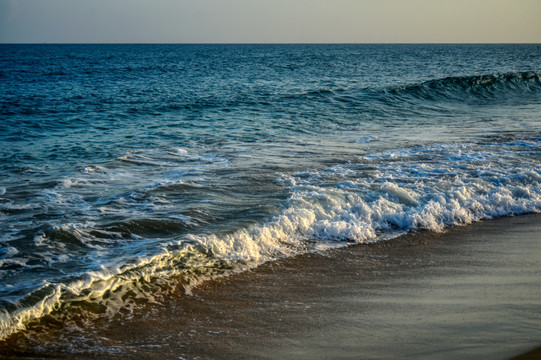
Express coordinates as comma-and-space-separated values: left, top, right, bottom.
1, 44, 540, 341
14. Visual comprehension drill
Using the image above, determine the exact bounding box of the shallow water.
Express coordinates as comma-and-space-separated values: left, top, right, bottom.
1, 44, 540, 339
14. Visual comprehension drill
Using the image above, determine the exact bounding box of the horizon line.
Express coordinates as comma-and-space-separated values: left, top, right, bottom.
1, 42, 541, 46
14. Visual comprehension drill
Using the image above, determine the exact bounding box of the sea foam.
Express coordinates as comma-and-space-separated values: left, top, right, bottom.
1, 43, 541, 343
1, 137, 541, 340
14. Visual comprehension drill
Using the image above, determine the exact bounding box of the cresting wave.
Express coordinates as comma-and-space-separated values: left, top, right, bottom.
385, 71, 541, 103
1, 137, 541, 340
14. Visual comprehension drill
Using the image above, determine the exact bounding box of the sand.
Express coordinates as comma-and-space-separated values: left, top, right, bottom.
1, 214, 540, 360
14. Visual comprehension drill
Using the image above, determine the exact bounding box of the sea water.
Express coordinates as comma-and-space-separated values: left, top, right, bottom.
1, 44, 540, 339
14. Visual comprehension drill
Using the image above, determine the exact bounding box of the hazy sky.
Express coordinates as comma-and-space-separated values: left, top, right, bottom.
1, 0, 540, 43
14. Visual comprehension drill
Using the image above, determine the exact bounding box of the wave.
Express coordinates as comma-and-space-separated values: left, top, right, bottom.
1, 137, 541, 340
386, 71, 541, 104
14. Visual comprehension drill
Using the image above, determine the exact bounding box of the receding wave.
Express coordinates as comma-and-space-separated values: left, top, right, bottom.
386, 72, 541, 104
2, 137, 541, 340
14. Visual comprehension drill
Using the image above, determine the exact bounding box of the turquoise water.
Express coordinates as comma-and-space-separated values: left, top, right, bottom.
1, 44, 541, 338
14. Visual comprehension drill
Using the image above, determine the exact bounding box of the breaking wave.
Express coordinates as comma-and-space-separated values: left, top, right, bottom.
2, 137, 540, 340
386, 72, 541, 104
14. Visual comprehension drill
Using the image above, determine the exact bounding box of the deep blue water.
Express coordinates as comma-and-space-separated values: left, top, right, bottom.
1, 44, 541, 338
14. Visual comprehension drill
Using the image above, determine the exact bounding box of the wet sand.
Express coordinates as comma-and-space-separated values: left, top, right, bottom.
1, 214, 540, 359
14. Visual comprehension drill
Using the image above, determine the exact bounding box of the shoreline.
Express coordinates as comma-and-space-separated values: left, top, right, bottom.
1, 214, 540, 359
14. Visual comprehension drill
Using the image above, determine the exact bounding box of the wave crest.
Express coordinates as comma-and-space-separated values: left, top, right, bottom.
387, 72, 541, 104
2, 139, 541, 341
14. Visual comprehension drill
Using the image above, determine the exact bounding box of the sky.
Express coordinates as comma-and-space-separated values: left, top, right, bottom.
1, 0, 540, 44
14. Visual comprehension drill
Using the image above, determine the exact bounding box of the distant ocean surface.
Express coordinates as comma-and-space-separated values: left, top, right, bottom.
1, 44, 540, 339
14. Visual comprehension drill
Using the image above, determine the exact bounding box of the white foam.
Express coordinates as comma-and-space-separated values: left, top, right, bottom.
189, 140, 541, 255
2, 140, 541, 341
169, 147, 188, 155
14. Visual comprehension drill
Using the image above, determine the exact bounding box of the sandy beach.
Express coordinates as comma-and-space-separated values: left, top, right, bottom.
1, 214, 541, 360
